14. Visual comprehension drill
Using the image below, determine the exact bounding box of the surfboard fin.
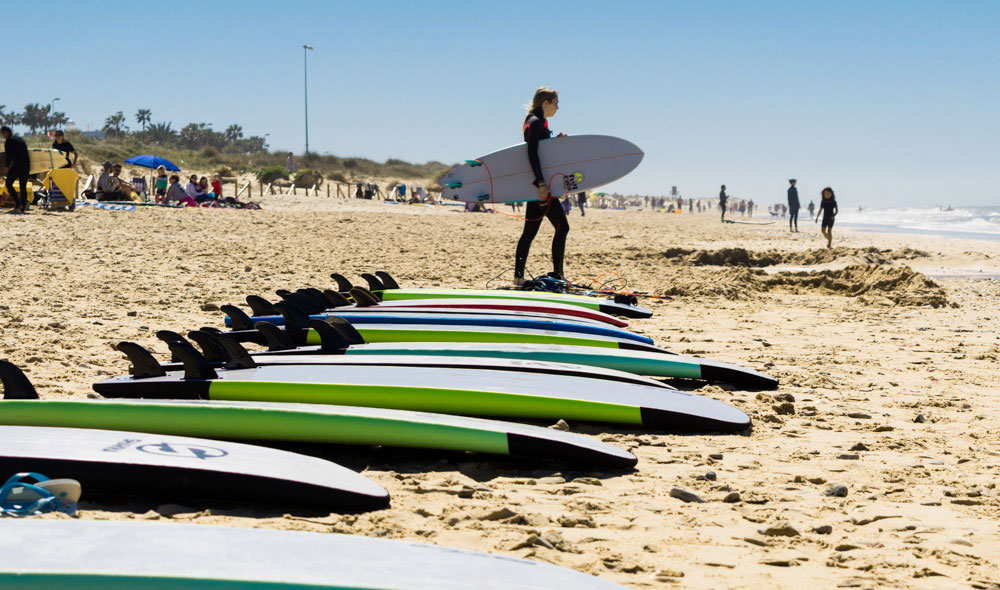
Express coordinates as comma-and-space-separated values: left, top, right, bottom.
204, 332, 257, 370
254, 321, 296, 351
246, 295, 279, 316
324, 316, 366, 345
323, 289, 352, 308
184, 331, 228, 364
330, 273, 354, 292
0, 360, 40, 399
301, 288, 332, 309
613, 293, 638, 306
166, 340, 219, 381
274, 301, 310, 330
222, 305, 255, 331
114, 342, 167, 379
464, 160, 483, 167
279, 291, 322, 314
360, 273, 384, 291
307, 319, 351, 351
374, 271, 399, 289
349, 287, 381, 307
296, 288, 330, 312
154, 330, 188, 362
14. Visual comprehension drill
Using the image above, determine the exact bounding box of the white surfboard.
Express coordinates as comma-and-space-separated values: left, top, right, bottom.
0, 520, 624, 589
439, 134, 643, 204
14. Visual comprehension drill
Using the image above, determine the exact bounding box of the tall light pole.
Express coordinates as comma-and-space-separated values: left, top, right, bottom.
303, 44, 313, 156
50, 97, 60, 133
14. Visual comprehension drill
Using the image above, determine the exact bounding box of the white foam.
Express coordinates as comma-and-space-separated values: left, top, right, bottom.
838, 206, 1000, 238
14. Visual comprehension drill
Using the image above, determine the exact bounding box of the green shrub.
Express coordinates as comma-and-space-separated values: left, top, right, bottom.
293, 169, 324, 188
328, 171, 347, 183
216, 166, 234, 178
201, 146, 219, 159
257, 166, 289, 183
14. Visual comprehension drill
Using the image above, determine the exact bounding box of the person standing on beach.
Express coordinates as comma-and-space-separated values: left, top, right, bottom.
787, 179, 800, 232
816, 187, 838, 248
51, 130, 77, 169
576, 191, 586, 216
514, 87, 568, 286
286, 152, 295, 173
719, 185, 728, 222
1, 126, 30, 213
807, 199, 815, 219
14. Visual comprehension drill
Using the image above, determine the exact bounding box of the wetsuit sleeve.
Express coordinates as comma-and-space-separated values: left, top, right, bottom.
525, 118, 545, 186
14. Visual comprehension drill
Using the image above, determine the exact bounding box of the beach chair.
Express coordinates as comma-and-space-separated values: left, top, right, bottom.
131, 177, 148, 200
41, 168, 79, 211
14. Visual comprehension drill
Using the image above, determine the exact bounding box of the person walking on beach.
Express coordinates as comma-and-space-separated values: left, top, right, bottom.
787, 179, 800, 232
1, 126, 30, 213
514, 87, 568, 286
816, 187, 838, 248
576, 191, 586, 216
807, 199, 815, 219
719, 185, 728, 222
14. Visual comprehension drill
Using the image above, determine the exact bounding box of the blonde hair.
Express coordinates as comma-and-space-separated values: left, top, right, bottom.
528, 87, 558, 113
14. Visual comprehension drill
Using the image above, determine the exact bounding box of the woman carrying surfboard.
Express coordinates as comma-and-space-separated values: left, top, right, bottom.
514, 87, 569, 286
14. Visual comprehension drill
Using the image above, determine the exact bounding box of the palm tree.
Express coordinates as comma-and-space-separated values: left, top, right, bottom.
146, 121, 176, 144
23, 104, 48, 134
21, 103, 49, 134
50, 111, 69, 129
135, 109, 152, 132
224, 124, 243, 143
103, 111, 125, 137
0, 105, 20, 129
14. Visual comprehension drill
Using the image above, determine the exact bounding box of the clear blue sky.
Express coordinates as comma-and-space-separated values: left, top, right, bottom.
5, 0, 997, 207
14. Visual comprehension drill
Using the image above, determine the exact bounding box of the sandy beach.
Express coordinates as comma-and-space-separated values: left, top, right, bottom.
1, 195, 998, 589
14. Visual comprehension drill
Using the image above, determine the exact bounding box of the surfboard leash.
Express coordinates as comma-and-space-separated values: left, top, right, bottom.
469, 158, 559, 223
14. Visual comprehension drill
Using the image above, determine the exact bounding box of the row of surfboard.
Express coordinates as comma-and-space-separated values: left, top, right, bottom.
0, 271, 775, 588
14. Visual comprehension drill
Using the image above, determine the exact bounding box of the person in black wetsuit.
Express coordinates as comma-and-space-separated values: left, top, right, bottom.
576, 191, 586, 216
719, 185, 728, 222
51, 130, 77, 169
787, 178, 800, 232
2, 126, 30, 213
513, 87, 568, 286
815, 186, 838, 248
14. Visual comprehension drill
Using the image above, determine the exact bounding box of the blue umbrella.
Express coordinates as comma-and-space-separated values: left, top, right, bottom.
124, 155, 180, 171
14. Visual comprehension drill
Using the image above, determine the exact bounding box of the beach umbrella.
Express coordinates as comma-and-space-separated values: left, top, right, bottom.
124, 155, 180, 171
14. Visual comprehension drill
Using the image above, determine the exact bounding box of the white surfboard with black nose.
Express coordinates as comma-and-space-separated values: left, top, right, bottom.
0, 425, 388, 511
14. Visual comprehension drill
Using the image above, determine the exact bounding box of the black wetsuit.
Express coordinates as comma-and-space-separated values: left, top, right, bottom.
4, 134, 30, 211
514, 108, 568, 280
787, 185, 800, 230
576, 192, 586, 216
820, 196, 837, 229
719, 190, 728, 221
52, 139, 75, 168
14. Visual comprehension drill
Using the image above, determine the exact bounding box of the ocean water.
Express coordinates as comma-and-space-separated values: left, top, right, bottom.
835, 206, 1000, 242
